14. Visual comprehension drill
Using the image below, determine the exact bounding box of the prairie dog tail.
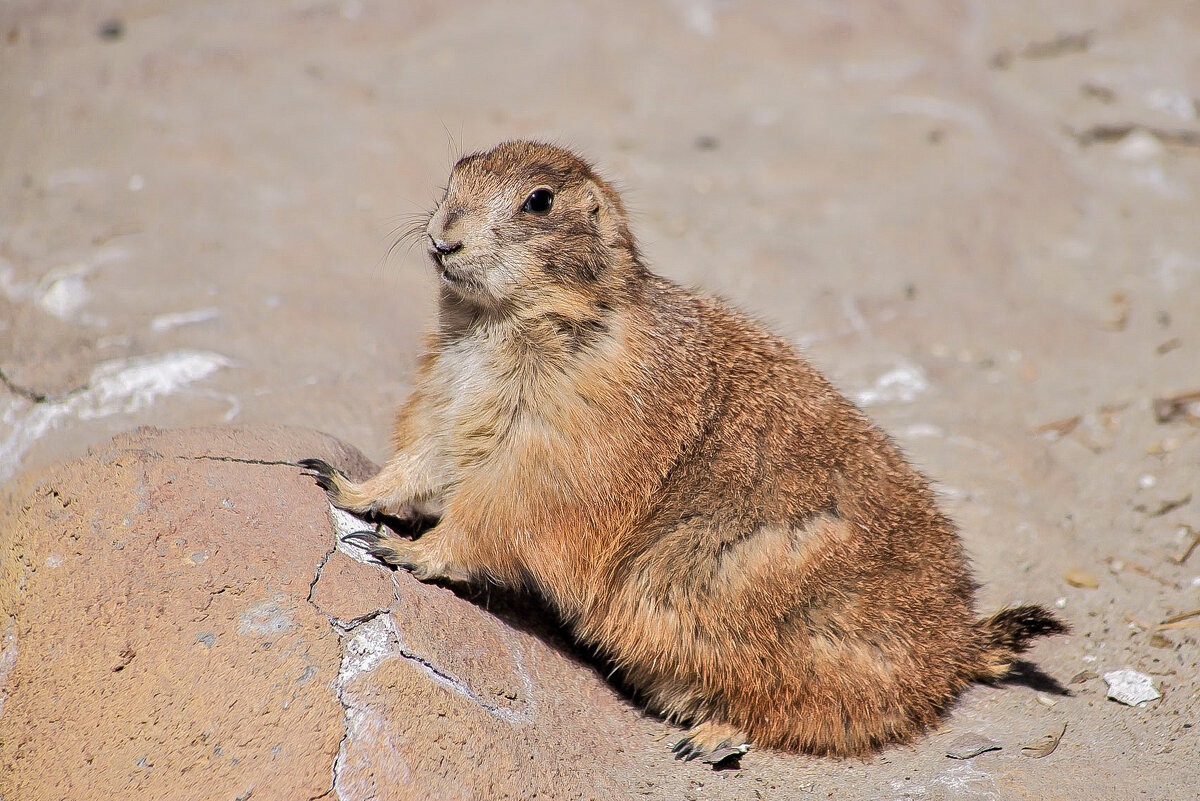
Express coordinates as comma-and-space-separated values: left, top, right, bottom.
973, 605, 1069, 680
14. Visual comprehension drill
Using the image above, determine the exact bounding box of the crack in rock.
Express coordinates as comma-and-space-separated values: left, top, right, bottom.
0, 367, 54, 403
307, 541, 338, 608
178, 455, 303, 468
331, 615, 409, 800
306, 499, 536, 796
328, 504, 390, 567
304, 529, 389, 801
316, 605, 537, 799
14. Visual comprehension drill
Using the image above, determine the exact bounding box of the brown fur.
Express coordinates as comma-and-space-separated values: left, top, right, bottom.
304, 140, 1067, 759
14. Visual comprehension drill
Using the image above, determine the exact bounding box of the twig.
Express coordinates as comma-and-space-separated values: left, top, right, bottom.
1171, 526, 1200, 565
1155, 620, 1200, 632
1160, 608, 1200, 625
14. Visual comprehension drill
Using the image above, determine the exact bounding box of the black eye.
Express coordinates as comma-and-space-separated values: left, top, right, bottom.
522, 188, 554, 214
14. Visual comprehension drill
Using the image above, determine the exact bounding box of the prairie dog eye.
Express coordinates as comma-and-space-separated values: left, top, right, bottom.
522, 188, 554, 214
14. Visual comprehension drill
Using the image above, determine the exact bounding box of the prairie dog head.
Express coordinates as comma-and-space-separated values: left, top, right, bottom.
425, 141, 635, 309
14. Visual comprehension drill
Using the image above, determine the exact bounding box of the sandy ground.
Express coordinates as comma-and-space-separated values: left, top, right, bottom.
2, 2, 1198, 798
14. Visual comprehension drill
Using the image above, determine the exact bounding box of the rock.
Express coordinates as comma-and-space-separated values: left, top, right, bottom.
0, 426, 672, 800
1103, 670, 1162, 707
945, 733, 1002, 759
0, 426, 366, 800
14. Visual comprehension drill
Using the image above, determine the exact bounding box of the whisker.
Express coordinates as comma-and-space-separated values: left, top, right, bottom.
381, 218, 431, 267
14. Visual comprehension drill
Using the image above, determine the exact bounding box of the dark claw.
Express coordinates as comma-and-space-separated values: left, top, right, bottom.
298, 458, 342, 494
673, 728, 748, 767
297, 457, 335, 475
341, 530, 407, 570
341, 530, 380, 546
673, 736, 701, 761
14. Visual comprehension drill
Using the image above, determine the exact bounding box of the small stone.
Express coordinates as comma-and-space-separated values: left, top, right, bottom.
1103, 669, 1161, 706
702, 743, 750, 766
1115, 129, 1164, 162
1069, 670, 1098, 684
945, 733, 1002, 759
98, 19, 124, 40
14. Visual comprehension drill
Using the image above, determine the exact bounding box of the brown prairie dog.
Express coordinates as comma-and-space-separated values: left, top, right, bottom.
301, 140, 1066, 760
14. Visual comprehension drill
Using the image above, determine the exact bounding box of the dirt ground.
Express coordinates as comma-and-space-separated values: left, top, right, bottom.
2, 2, 1198, 799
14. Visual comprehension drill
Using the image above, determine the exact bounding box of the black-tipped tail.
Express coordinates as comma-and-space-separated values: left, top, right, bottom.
974, 605, 1069, 679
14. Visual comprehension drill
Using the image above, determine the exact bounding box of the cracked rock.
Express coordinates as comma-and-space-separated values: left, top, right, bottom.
0, 425, 694, 800
0, 426, 367, 800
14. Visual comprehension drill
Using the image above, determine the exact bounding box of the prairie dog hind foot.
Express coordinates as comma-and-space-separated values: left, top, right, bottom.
672, 721, 750, 764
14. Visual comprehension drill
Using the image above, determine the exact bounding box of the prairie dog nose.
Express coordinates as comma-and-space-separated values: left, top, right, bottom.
429, 235, 463, 256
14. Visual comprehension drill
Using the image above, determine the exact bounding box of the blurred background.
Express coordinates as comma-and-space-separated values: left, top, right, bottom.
2, 2, 1199, 795
2, 2, 1197, 475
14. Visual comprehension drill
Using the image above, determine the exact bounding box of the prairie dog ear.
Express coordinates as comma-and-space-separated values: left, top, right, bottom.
583, 179, 624, 246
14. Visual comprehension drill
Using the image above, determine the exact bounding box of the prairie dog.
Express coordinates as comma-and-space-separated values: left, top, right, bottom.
301, 140, 1065, 760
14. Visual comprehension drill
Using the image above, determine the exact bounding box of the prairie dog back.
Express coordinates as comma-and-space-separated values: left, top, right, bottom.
302, 140, 1066, 760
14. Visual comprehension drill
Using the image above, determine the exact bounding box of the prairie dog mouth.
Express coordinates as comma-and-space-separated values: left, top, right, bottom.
432, 255, 482, 292
437, 263, 466, 283
428, 247, 461, 279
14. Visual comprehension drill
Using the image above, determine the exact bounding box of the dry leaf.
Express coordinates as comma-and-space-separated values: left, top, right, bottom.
1069, 670, 1098, 685
1021, 722, 1066, 758
1156, 337, 1182, 355
1063, 569, 1099, 589
1032, 416, 1081, 438
1102, 292, 1129, 331
1152, 390, 1200, 424
1139, 494, 1192, 518
1022, 31, 1091, 59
